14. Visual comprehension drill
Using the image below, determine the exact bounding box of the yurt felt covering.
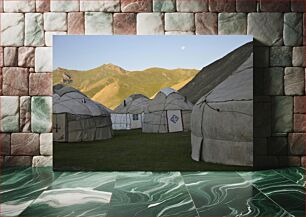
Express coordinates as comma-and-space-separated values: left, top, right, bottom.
191, 53, 253, 166
53, 84, 112, 142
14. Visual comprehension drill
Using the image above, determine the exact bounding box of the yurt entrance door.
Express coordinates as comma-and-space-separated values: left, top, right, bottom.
167, 110, 183, 132
131, 114, 142, 129
53, 113, 67, 142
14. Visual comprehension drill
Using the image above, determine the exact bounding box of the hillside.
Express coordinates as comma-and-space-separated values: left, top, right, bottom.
179, 42, 253, 104
53, 64, 198, 109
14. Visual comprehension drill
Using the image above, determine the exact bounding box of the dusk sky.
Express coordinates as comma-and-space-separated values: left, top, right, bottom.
53, 35, 253, 71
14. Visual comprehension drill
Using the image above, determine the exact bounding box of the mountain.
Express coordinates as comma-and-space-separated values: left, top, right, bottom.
179, 42, 253, 104
53, 64, 198, 109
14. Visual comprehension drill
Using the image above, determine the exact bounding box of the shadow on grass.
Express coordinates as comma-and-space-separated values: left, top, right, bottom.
54, 129, 251, 171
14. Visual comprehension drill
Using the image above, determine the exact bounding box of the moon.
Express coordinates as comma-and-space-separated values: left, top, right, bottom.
180, 46, 186, 50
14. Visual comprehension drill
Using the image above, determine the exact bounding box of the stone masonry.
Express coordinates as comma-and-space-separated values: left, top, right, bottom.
0, 0, 305, 168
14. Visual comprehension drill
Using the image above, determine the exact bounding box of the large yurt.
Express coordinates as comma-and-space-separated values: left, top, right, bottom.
53, 84, 112, 142
143, 87, 193, 133
191, 52, 253, 166
111, 94, 149, 130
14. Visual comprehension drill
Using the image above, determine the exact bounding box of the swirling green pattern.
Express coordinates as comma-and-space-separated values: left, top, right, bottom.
0, 167, 304, 216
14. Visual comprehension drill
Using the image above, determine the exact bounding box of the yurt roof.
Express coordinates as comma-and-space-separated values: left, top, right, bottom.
160, 87, 176, 96
113, 94, 149, 114
129, 94, 149, 101
196, 52, 253, 105
53, 84, 86, 97
146, 87, 193, 112
53, 84, 110, 116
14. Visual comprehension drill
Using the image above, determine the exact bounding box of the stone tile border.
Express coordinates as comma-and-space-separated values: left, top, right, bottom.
0, 0, 305, 168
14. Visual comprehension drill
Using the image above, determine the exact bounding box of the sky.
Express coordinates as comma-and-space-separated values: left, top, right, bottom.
53, 35, 253, 71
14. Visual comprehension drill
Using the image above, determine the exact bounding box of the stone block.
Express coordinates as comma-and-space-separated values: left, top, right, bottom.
32, 156, 53, 167
288, 133, 305, 155
267, 136, 288, 155
121, 0, 152, 12
236, 0, 256, 12
0, 69, 2, 95
165, 31, 195, 35
254, 46, 269, 67
272, 96, 293, 133
29, 73, 52, 96
45, 32, 67, 46
4, 47, 18, 66
284, 13, 303, 46
304, 14, 306, 46
114, 13, 136, 35
291, 0, 305, 12
195, 12, 217, 35
208, 0, 235, 12
0, 13, 25, 46
20, 96, 31, 132
36, 0, 50, 12
31, 96, 52, 133
293, 114, 306, 132
44, 12, 67, 31
35, 47, 53, 72
218, 13, 247, 35
3, 0, 35, 12
25, 13, 44, 46
264, 67, 284, 95
247, 13, 283, 46
254, 156, 279, 169
18, 47, 35, 67
0, 96, 19, 132
137, 13, 164, 35
40, 133, 52, 155
165, 13, 195, 31
294, 96, 305, 113
11, 133, 39, 155
50, 0, 79, 12
4, 156, 32, 167
153, 0, 175, 12
80, 0, 120, 12
302, 156, 306, 167
254, 100, 271, 137
260, 0, 290, 12
284, 67, 304, 95
279, 156, 301, 167
85, 12, 113, 34
176, 0, 207, 12
0, 133, 11, 155
0, 47, 3, 67
68, 12, 85, 35
270, 46, 292, 67
2, 67, 29, 96
254, 68, 265, 96
253, 138, 267, 156
292, 46, 305, 67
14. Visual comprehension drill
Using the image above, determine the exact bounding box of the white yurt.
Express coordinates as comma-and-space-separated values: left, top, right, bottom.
191, 53, 253, 166
53, 84, 112, 142
111, 94, 149, 130
142, 87, 193, 133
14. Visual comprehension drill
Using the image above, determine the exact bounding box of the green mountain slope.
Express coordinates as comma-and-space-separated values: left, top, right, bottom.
53, 64, 199, 109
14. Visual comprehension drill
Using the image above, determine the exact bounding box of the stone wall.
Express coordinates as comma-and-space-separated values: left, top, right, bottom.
0, 0, 305, 168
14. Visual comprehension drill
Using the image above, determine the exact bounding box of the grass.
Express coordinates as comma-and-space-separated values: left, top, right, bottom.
54, 129, 251, 171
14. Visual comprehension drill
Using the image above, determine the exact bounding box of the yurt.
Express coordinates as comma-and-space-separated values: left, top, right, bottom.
53, 84, 112, 142
191, 52, 253, 166
111, 94, 149, 130
143, 87, 193, 133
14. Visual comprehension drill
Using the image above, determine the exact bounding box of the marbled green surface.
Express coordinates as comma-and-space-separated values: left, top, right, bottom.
31, 96, 52, 133
0, 167, 305, 216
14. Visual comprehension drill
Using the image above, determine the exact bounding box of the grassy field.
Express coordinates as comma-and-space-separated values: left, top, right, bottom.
54, 130, 251, 171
